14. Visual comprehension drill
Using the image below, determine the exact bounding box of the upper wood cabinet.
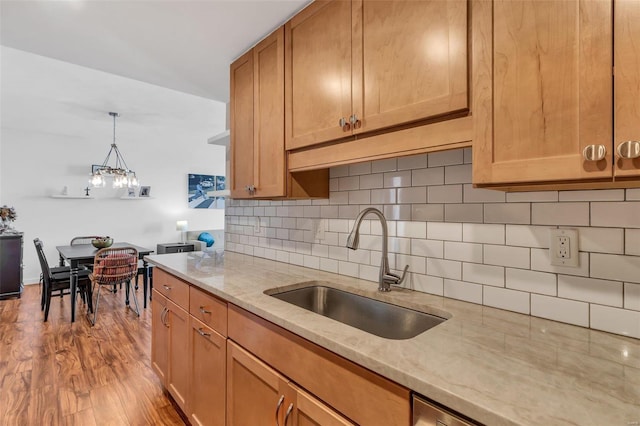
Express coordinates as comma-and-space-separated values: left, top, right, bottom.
473, 0, 640, 188
614, 0, 640, 179
230, 28, 286, 198
285, 0, 469, 150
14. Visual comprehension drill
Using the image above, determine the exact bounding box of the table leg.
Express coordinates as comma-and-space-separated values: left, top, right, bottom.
70, 260, 78, 323
143, 260, 149, 309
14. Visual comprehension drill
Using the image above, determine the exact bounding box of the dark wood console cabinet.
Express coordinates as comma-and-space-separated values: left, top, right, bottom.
0, 233, 23, 299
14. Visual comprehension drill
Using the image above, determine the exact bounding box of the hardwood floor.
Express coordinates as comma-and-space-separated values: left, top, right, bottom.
0, 284, 185, 426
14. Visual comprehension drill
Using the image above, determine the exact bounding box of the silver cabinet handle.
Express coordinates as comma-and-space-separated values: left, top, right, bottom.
275, 395, 285, 426
197, 328, 211, 337
582, 144, 606, 161
339, 117, 351, 132
245, 185, 256, 194
617, 140, 640, 159
163, 285, 171, 291
283, 403, 294, 425
161, 307, 169, 328
349, 114, 361, 129
199, 306, 212, 314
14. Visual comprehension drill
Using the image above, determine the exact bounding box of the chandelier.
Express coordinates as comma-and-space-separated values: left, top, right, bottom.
89, 112, 139, 188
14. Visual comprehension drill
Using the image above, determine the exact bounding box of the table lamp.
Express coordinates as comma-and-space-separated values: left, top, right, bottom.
176, 220, 188, 243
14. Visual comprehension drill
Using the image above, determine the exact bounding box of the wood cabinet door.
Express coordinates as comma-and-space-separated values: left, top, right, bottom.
230, 50, 255, 198
291, 385, 354, 426
614, 0, 640, 177
254, 27, 286, 198
151, 290, 168, 387
189, 317, 226, 426
167, 299, 190, 412
473, 0, 613, 185
227, 341, 289, 426
285, 0, 354, 150
355, 0, 468, 135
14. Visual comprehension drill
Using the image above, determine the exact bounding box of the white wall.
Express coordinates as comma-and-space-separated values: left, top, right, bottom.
226, 149, 640, 339
1, 47, 227, 283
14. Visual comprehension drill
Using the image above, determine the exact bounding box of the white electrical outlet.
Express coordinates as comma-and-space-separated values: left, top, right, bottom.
254, 216, 261, 234
549, 228, 579, 267
313, 219, 325, 241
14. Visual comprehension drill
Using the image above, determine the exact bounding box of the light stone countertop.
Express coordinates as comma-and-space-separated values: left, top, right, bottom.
146, 251, 640, 426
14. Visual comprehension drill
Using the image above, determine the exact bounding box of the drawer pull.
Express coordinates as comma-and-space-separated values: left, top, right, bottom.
163, 285, 172, 291
199, 306, 212, 314
197, 328, 211, 337
617, 140, 640, 159
275, 395, 285, 426
283, 403, 294, 425
582, 144, 606, 161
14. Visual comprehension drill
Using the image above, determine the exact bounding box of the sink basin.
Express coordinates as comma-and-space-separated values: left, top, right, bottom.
268, 285, 446, 340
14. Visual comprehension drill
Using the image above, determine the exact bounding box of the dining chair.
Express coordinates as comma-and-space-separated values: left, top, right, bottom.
89, 246, 139, 325
34, 238, 92, 322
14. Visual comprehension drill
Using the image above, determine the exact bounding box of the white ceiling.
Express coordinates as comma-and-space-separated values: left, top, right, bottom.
0, 0, 312, 102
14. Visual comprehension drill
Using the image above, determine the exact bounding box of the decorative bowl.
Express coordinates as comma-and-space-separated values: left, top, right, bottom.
91, 237, 113, 249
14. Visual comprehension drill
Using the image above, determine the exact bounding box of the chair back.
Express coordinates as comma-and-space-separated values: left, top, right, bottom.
71, 236, 103, 245
92, 247, 138, 286
34, 238, 54, 284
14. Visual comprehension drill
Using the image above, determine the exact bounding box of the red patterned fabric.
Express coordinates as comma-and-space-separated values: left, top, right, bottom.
91, 251, 137, 286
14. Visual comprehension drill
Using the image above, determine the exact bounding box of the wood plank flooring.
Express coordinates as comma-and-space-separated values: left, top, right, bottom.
0, 284, 185, 426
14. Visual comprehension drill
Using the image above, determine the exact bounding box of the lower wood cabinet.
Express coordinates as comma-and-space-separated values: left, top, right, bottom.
151, 290, 169, 385
227, 341, 353, 426
190, 317, 226, 426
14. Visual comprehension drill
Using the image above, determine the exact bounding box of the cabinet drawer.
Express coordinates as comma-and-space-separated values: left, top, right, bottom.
154, 269, 189, 310
190, 286, 227, 337
228, 305, 410, 426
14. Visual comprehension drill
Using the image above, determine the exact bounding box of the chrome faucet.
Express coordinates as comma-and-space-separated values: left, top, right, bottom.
346, 207, 409, 292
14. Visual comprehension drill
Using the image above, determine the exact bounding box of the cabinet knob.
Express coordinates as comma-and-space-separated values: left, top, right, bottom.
582, 144, 606, 161
245, 185, 256, 194
349, 114, 362, 129
339, 117, 351, 132
616, 140, 640, 159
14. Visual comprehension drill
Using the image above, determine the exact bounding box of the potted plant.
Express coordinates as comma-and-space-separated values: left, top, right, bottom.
0, 205, 17, 233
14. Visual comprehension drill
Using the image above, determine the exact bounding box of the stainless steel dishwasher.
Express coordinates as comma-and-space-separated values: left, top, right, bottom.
413, 395, 475, 426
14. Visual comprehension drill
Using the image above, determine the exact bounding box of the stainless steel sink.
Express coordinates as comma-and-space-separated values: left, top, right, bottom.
268, 285, 446, 340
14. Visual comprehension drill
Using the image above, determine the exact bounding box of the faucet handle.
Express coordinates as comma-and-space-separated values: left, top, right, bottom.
384, 265, 409, 287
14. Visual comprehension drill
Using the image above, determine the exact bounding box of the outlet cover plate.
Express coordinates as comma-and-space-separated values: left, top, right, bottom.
549, 228, 579, 267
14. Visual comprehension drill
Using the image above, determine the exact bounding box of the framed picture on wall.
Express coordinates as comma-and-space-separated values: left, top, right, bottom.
188, 173, 225, 209
139, 186, 151, 197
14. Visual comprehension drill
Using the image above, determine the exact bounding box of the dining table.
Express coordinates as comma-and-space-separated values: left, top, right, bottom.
56, 242, 154, 322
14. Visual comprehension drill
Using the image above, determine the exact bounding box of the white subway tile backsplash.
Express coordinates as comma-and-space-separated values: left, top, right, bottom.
484, 203, 531, 225
625, 229, 640, 255
227, 147, 640, 338
411, 239, 444, 258
427, 258, 462, 280
412, 167, 444, 186
558, 275, 623, 307
428, 150, 464, 167
397, 154, 428, 170
384, 170, 412, 188
506, 191, 558, 202
427, 222, 463, 241
349, 162, 371, 176
445, 164, 472, 184
577, 227, 624, 254
590, 305, 640, 338
531, 295, 589, 327
625, 283, 640, 311
532, 202, 589, 226
530, 249, 589, 277
463, 263, 504, 287
443, 279, 483, 303
444, 242, 483, 263
413, 274, 444, 296
398, 187, 427, 204
412, 204, 444, 222
591, 202, 640, 228
397, 221, 427, 239
463, 223, 505, 245
428, 185, 463, 204
484, 287, 530, 314
506, 268, 557, 296
484, 245, 530, 269
591, 253, 640, 283
445, 204, 484, 223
